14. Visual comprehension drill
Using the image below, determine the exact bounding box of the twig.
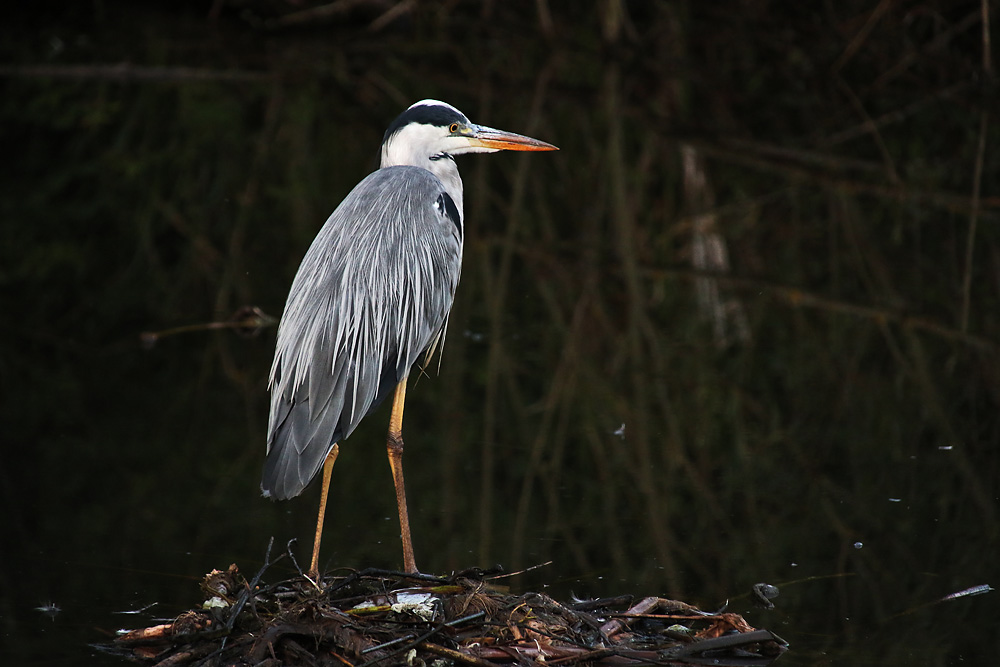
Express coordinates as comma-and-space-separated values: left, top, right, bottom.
831, 0, 895, 74
960, 109, 989, 334
418, 641, 498, 667
368, 0, 416, 31
284, 538, 305, 576
361, 611, 486, 654
323, 567, 452, 598
0, 63, 267, 83
484, 560, 552, 581
356, 624, 446, 667
960, 0, 992, 332
599, 596, 661, 638
661, 629, 788, 659
140, 307, 276, 347
226, 537, 279, 632
568, 595, 633, 612
265, 0, 370, 28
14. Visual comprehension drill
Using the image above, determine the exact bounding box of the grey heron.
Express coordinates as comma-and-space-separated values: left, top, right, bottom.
262, 99, 557, 577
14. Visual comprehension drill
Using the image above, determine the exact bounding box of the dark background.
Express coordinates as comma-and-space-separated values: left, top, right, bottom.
1, 1, 998, 664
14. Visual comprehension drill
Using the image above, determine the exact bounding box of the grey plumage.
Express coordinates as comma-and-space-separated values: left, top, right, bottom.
263, 166, 462, 500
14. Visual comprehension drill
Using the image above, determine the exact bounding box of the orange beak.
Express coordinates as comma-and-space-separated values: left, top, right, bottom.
467, 125, 559, 152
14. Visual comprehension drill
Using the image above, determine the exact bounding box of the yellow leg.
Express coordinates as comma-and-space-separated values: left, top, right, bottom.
309, 443, 340, 580
387, 379, 418, 573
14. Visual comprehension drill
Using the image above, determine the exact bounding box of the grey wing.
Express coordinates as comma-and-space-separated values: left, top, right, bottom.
261, 166, 463, 500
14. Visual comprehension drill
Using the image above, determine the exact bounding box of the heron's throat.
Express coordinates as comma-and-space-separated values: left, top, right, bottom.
380, 139, 465, 225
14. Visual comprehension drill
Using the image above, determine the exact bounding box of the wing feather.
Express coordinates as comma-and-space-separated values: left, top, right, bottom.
261, 166, 462, 500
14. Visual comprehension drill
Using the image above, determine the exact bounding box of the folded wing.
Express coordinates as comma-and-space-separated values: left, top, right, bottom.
262, 166, 463, 500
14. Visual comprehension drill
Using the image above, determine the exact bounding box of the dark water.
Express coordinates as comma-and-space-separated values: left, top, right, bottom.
2, 1, 998, 664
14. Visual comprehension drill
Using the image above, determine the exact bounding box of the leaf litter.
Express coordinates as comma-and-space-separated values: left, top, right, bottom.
111, 542, 786, 666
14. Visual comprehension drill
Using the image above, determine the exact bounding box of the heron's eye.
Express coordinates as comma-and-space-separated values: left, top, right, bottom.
449, 123, 460, 133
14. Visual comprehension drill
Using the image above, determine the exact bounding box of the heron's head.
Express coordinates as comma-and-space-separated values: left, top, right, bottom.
380, 99, 557, 169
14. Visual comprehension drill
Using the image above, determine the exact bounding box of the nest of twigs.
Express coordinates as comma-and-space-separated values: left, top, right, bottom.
112, 544, 786, 666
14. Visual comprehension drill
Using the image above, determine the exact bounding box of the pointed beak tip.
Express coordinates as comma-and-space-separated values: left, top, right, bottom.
509, 141, 559, 153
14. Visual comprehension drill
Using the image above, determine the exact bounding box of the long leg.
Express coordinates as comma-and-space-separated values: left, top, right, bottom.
387, 379, 418, 573
309, 443, 340, 580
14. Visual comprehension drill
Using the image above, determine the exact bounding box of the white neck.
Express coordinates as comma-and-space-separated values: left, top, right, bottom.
380, 125, 465, 223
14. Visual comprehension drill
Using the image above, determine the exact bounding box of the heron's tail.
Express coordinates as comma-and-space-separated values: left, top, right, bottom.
261, 397, 340, 500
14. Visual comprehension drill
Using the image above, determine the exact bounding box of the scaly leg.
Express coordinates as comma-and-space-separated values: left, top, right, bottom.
387, 379, 418, 573
309, 443, 340, 580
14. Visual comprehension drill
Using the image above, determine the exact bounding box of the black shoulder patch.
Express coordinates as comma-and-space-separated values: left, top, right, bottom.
436, 192, 461, 232
383, 103, 467, 145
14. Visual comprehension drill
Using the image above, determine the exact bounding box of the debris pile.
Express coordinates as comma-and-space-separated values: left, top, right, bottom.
114, 560, 786, 666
